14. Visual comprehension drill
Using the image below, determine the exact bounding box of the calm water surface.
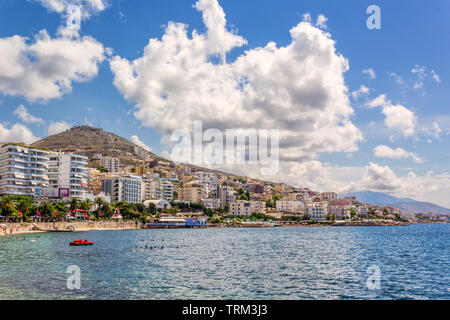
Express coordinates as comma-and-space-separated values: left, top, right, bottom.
0, 224, 448, 299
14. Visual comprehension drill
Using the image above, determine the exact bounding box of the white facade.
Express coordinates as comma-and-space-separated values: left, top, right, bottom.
307, 202, 328, 221
100, 157, 120, 173
202, 198, 222, 210
0, 144, 49, 196
229, 200, 266, 216
48, 152, 89, 198
142, 176, 173, 201
276, 200, 304, 213
321, 192, 338, 201
102, 174, 142, 203
193, 171, 218, 185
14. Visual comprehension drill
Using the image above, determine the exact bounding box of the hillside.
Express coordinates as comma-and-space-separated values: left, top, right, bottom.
31, 125, 165, 165
30, 126, 252, 180
344, 191, 450, 215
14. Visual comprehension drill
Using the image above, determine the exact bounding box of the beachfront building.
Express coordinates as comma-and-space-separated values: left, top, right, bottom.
202, 198, 222, 210
328, 204, 350, 220
306, 202, 328, 221
356, 205, 368, 218
228, 200, 266, 216
276, 200, 304, 213
0, 144, 49, 197
100, 156, 120, 173
101, 174, 142, 203
48, 152, 89, 198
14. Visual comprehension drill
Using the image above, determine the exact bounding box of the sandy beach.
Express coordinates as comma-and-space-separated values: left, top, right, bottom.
0, 221, 141, 237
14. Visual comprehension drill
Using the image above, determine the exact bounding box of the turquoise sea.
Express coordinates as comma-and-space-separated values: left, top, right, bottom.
0, 224, 448, 299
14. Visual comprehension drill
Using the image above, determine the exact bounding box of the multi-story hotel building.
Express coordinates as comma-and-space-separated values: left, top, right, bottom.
0, 144, 49, 197
102, 174, 142, 203
229, 200, 266, 216
276, 200, 304, 213
100, 156, 120, 173
321, 192, 338, 201
180, 181, 203, 203
306, 202, 328, 221
48, 152, 89, 198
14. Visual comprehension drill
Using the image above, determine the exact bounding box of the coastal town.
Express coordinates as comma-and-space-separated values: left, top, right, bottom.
0, 127, 448, 236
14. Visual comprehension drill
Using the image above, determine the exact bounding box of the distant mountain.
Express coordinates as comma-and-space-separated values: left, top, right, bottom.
344, 191, 416, 205
31, 125, 165, 165
344, 191, 450, 215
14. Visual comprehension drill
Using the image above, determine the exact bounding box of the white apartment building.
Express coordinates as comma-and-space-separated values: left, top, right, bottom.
356, 206, 368, 217
100, 156, 120, 173
157, 178, 174, 201
321, 192, 338, 201
276, 200, 304, 213
307, 202, 328, 221
193, 171, 218, 185
202, 198, 222, 210
229, 200, 266, 216
328, 204, 351, 220
0, 144, 49, 196
48, 152, 89, 198
101, 174, 142, 203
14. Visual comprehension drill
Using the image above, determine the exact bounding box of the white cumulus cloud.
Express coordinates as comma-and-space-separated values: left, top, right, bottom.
315, 14, 328, 29
48, 121, 71, 135
13, 105, 44, 124
368, 94, 416, 137
35, 0, 107, 19
362, 68, 376, 80
0, 30, 105, 102
373, 145, 423, 164
131, 135, 152, 151
110, 0, 362, 162
0, 123, 40, 144
351, 85, 370, 100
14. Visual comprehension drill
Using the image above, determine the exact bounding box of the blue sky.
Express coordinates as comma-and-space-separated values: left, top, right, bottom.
0, 0, 449, 206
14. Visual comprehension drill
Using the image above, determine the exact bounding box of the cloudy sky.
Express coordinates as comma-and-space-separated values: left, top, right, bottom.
0, 0, 449, 206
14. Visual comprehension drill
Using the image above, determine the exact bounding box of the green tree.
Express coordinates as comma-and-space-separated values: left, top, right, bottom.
38, 202, 55, 217
70, 198, 79, 210
96, 165, 108, 173
0, 197, 16, 216
147, 202, 157, 215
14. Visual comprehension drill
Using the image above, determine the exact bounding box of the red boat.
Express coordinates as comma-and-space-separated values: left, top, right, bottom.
70, 239, 94, 246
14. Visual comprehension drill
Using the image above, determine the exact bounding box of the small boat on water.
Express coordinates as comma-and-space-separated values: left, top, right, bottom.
70, 239, 94, 246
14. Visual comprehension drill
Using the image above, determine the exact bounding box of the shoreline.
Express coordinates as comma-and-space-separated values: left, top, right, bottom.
0, 221, 140, 237
1, 220, 441, 237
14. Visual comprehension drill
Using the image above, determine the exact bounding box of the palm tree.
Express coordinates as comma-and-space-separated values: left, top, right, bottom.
70, 197, 79, 210
0, 197, 16, 216
94, 197, 104, 210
